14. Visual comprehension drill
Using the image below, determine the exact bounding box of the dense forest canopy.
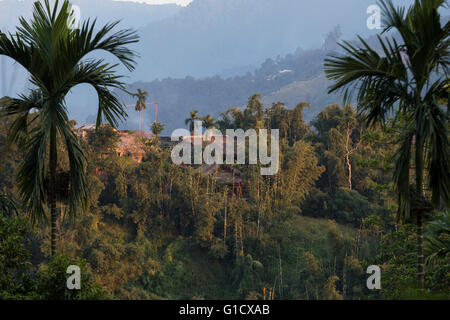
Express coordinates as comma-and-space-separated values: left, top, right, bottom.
0, 0, 449, 301
1, 95, 448, 299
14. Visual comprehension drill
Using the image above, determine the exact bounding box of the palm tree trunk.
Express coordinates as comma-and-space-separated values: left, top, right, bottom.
415, 133, 425, 292
49, 125, 58, 256
139, 110, 142, 134
345, 124, 352, 190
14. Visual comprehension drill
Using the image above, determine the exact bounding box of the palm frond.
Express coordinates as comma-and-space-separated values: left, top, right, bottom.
61, 60, 128, 127
326, 0, 449, 222
0, 0, 139, 226
325, 35, 409, 126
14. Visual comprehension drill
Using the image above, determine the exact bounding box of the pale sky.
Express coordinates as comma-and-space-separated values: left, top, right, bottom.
114, 0, 193, 6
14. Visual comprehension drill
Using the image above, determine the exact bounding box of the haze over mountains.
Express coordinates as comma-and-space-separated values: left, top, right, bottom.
133, 0, 407, 80
1, 0, 419, 133
118, 45, 341, 133
0, 0, 182, 32
0, 0, 181, 101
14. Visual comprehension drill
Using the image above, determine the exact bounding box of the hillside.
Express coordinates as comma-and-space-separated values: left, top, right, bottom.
132, 0, 414, 80
0, 0, 181, 98
117, 45, 341, 133
0, 0, 416, 130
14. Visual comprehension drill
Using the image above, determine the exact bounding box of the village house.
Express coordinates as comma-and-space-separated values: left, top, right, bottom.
76, 124, 154, 163
77, 125, 243, 191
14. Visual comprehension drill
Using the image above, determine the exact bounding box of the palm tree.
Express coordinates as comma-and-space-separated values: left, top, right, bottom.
225, 107, 244, 129
133, 88, 148, 134
0, 0, 138, 256
151, 121, 164, 137
185, 110, 199, 135
202, 114, 217, 129
324, 0, 449, 291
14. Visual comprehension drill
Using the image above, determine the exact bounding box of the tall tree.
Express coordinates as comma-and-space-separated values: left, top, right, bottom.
185, 110, 199, 135
0, 0, 138, 255
151, 121, 164, 137
133, 88, 148, 133
202, 114, 217, 129
245, 94, 265, 129
325, 0, 449, 290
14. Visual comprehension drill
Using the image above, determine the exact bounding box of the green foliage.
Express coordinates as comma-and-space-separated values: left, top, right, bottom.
0, 212, 108, 300
185, 110, 200, 134
201, 115, 218, 129
325, 0, 450, 291
425, 211, 450, 266
323, 276, 343, 300
0, 0, 139, 258
375, 221, 449, 299
132, 89, 148, 113
0, 193, 17, 217
231, 254, 264, 299
86, 125, 120, 157
151, 122, 165, 137
0, 214, 35, 299
325, 0, 449, 219
0, 91, 447, 300
36, 254, 109, 300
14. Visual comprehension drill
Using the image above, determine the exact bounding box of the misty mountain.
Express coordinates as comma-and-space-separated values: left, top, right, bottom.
117, 31, 402, 134
116, 45, 340, 134
0, 0, 182, 116
0, 0, 181, 32
0, 0, 424, 133
0, 0, 182, 97
132, 0, 415, 80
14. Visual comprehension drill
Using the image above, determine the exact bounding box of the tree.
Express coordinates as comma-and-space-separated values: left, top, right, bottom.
185, 110, 199, 134
290, 102, 310, 144
244, 94, 265, 130
151, 121, 164, 137
323, 276, 343, 300
0, 211, 35, 299
218, 107, 244, 131
86, 125, 120, 158
424, 211, 450, 266
325, 0, 449, 290
311, 105, 349, 190
201, 114, 217, 129
37, 254, 109, 300
132, 88, 148, 133
0, 0, 138, 256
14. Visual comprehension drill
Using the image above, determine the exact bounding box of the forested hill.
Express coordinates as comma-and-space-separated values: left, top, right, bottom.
118, 26, 423, 134
132, 0, 414, 80
117, 39, 341, 133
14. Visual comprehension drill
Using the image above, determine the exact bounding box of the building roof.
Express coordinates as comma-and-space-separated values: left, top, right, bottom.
77, 124, 97, 131
117, 131, 153, 156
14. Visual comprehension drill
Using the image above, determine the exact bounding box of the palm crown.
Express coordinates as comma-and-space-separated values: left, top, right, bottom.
185, 110, 199, 134
0, 0, 139, 254
202, 114, 217, 129
324, 0, 449, 290
325, 0, 449, 215
134, 88, 148, 112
